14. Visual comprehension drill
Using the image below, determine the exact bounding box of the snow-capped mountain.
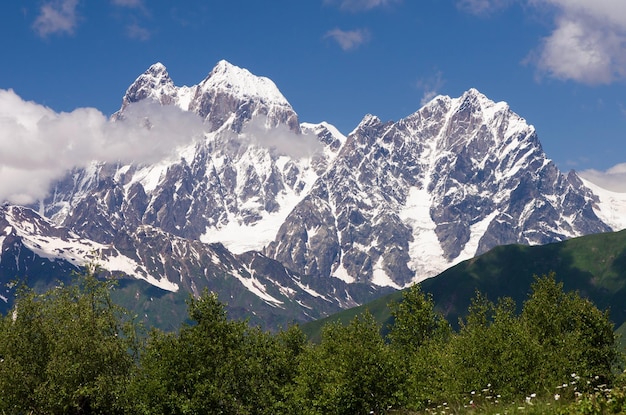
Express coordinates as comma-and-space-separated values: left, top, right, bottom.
116, 60, 299, 133
44, 61, 345, 252
1, 60, 622, 329
266, 89, 611, 286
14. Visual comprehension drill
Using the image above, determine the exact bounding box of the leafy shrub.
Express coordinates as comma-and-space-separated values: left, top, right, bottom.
0, 267, 139, 414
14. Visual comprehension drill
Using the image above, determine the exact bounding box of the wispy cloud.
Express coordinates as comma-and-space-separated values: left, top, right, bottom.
416, 70, 445, 106
111, 0, 151, 40
111, 0, 144, 7
456, 0, 511, 15
579, 163, 626, 192
126, 22, 151, 40
240, 116, 323, 159
0, 89, 203, 204
324, 28, 371, 50
32, 0, 80, 37
324, 0, 401, 12
31, 0, 151, 40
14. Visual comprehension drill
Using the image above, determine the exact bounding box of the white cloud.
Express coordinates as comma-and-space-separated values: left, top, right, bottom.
533, 14, 626, 84
32, 0, 80, 37
579, 163, 626, 192
239, 116, 323, 158
458, 0, 626, 84
0, 89, 203, 204
324, 28, 371, 50
417, 70, 445, 106
324, 0, 401, 12
532, 0, 626, 27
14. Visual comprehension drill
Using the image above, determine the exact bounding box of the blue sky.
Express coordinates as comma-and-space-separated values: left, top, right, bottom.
1, 0, 625, 197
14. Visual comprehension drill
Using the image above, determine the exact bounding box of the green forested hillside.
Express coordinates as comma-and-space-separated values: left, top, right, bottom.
303, 229, 626, 341
2, 268, 625, 414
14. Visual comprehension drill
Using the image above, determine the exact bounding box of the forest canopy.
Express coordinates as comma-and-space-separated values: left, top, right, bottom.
0, 269, 623, 414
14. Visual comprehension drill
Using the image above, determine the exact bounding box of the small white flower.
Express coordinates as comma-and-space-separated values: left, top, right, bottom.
554, 394, 560, 401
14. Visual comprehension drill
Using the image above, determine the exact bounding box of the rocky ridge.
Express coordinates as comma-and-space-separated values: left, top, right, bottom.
266, 89, 610, 286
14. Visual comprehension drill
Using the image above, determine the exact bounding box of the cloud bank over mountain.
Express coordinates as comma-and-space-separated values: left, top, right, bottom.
580, 163, 626, 193
0, 89, 203, 204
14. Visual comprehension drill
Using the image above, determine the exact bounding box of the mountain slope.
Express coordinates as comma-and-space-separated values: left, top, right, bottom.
0, 204, 388, 330
301, 228, 626, 341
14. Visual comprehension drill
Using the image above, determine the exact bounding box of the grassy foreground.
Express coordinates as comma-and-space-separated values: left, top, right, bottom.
390, 375, 626, 414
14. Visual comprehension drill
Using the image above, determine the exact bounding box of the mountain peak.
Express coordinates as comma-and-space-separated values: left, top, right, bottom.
147, 62, 168, 76
464, 87, 484, 98
138, 62, 174, 87
199, 60, 290, 107
120, 62, 176, 107
450, 88, 519, 131
212, 59, 236, 73
357, 114, 382, 128
457, 88, 490, 110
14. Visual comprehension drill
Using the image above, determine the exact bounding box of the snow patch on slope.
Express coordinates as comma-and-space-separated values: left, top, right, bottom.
332, 263, 356, 284
458, 210, 500, 259
399, 186, 449, 283
201, 157, 319, 253
371, 257, 402, 289
231, 267, 284, 307
3, 207, 179, 292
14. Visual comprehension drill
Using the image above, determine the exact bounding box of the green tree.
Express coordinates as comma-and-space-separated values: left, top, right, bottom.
293, 311, 400, 415
387, 284, 451, 409
444, 294, 540, 400
128, 289, 306, 415
387, 283, 450, 353
0, 266, 140, 414
521, 273, 619, 386
435, 273, 620, 405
